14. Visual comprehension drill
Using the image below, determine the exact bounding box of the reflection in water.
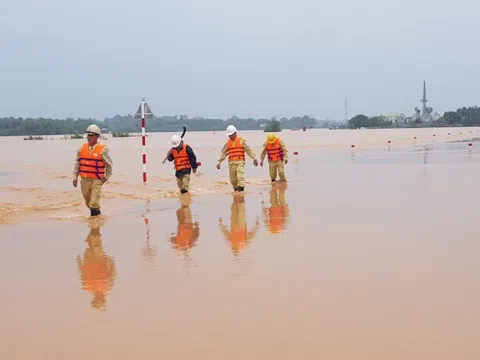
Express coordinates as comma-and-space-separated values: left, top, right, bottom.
142, 200, 157, 271
170, 195, 200, 253
262, 183, 290, 235
76, 218, 117, 311
219, 194, 259, 254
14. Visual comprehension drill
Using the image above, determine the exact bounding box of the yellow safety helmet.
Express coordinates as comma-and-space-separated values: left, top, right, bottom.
267, 133, 276, 144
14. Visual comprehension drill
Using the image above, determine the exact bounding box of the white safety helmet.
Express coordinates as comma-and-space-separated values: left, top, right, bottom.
171, 135, 182, 147
226, 125, 237, 136
86, 124, 101, 135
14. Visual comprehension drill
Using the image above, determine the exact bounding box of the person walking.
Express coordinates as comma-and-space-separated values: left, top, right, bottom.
216, 125, 258, 192
73, 125, 113, 216
166, 135, 198, 194
260, 133, 288, 182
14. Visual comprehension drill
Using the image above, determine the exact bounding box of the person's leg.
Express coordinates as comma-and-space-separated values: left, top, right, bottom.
278, 161, 286, 181
89, 179, 103, 216
236, 163, 246, 191
269, 161, 277, 182
181, 174, 191, 194
81, 178, 92, 209
229, 163, 238, 190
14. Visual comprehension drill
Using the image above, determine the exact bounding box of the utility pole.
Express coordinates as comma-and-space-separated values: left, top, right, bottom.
345, 98, 348, 124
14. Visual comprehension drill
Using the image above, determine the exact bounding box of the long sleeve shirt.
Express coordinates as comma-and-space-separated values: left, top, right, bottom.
260, 139, 288, 162
73, 144, 113, 180
167, 144, 198, 178
217, 138, 257, 164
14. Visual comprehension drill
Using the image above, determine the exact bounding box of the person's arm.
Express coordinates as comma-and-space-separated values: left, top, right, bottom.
101, 147, 113, 181
186, 146, 198, 170
260, 142, 267, 163
242, 139, 257, 160
279, 139, 288, 162
167, 151, 174, 162
73, 149, 81, 179
217, 143, 228, 164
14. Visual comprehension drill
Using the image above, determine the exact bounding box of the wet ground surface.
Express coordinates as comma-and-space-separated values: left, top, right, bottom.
1, 130, 480, 359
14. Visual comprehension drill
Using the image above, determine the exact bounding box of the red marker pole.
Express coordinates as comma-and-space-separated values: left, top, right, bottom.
141, 100, 147, 184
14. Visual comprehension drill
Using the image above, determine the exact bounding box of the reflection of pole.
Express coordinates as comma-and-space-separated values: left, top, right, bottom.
141, 101, 147, 184
142, 199, 156, 268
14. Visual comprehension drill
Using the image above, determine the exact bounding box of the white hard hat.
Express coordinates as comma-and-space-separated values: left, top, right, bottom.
86, 124, 101, 135
226, 125, 237, 136
171, 135, 182, 147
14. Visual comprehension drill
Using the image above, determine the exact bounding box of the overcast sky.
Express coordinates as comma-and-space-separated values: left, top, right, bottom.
1, 0, 479, 120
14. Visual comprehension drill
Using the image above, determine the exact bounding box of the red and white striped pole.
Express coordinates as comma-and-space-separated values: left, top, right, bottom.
135, 98, 153, 185
141, 100, 147, 184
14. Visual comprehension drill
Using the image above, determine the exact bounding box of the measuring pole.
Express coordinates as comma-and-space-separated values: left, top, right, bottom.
135, 98, 154, 184
141, 100, 147, 183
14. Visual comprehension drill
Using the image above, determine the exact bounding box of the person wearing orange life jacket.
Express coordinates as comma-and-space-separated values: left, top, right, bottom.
262, 184, 289, 235
216, 125, 258, 192
73, 125, 113, 217
170, 195, 200, 253
219, 195, 260, 254
76, 218, 117, 311
167, 135, 198, 194
260, 133, 288, 182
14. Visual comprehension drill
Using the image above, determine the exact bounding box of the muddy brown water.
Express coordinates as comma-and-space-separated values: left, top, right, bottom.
1, 128, 480, 359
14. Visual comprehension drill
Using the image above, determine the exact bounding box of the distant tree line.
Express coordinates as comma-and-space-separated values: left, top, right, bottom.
0, 114, 328, 136
0, 117, 103, 136
348, 106, 480, 129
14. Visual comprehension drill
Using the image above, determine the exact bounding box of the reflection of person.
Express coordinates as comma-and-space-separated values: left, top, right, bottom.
260, 133, 288, 182
72, 124, 113, 216
170, 195, 200, 252
219, 195, 259, 254
167, 135, 198, 194
76, 218, 117, 311
262, 184, 289, 235
216, 125, 258, 192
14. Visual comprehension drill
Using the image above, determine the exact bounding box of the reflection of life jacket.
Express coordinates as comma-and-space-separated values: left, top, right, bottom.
78, 143, 105, 179
267, 139, 283, 162
230, 227, 247, 252
174, 223, 195, 250
81, 255, 114, 295
268, 206, 286, 234
227, 137, 245, 162
172, 144, 192, 171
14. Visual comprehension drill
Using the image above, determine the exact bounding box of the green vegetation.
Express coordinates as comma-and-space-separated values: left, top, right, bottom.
348, 106, 480, 129
112, 132, 131, 138
23, 136, 44, 140
263, 117, 282, 132
0, 117, 102, 136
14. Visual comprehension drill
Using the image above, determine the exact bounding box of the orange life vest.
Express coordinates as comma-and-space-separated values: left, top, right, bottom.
227, 137, 245, 162
78, 143, 106, 179
267, 139, 283, 162
172, 144, 191, 171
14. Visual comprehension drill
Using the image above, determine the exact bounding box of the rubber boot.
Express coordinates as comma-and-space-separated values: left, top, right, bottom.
180, 189, 188, 194
238, 186, 245, 192
90, 208, 101, 216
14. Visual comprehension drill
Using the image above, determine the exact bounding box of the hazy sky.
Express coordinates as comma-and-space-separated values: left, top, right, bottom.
1, 0, 479, 120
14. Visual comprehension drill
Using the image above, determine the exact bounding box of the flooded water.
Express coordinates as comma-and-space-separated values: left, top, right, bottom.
1, 128, 480, 359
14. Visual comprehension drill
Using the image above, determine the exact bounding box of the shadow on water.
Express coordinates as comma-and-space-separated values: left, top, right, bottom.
219, 194, 259, 255
262, 182, 290, 236
76, 217, 117, 311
